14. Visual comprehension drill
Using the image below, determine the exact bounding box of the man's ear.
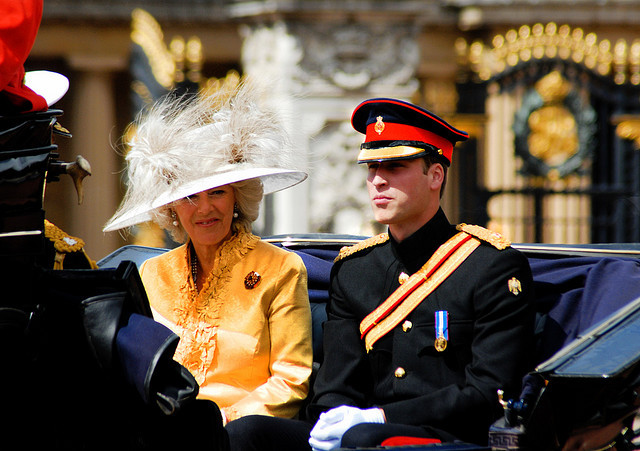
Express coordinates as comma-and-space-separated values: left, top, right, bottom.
428, 163, 445, 190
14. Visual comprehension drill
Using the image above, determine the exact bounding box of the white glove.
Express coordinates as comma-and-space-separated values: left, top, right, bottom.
308, 405, 385, 451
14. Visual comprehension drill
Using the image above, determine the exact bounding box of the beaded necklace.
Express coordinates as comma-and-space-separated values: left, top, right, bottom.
190, 243, 199, 284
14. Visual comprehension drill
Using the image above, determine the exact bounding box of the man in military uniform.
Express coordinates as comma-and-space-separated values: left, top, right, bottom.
227, 98, 535, 450
306, 97, 535, 449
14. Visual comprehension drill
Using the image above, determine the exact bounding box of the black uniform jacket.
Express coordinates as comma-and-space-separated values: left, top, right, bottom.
308, 209, 535, 445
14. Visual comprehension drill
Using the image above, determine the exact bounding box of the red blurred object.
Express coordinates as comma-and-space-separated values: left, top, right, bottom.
0, 0, 47, 113
380, 436, 442, 446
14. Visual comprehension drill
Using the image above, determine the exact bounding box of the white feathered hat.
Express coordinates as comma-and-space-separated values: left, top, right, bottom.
103, 82, 307, 232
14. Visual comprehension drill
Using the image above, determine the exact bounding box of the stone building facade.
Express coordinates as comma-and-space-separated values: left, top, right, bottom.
30, 0, 640, 258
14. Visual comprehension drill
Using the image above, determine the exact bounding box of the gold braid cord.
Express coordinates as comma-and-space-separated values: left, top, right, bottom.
456, 223, 511, 250
334, 233, 389, 263
44, 220, 98, 270
360, 232, 481, 352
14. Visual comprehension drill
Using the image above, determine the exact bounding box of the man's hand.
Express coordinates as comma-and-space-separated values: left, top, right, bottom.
308, 405, 385, 451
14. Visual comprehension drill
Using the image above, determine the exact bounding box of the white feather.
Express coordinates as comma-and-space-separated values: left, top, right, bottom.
104, 81, 305, 232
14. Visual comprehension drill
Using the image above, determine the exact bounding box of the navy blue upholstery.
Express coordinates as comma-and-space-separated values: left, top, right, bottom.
98, 243, 640, 448
99, 245, 640, 369
286, 249, 640, 371
529, 256, 640, 364
281, 247, 335, 363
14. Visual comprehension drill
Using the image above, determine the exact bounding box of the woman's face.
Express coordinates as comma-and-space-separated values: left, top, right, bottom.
173, 185, 236, 251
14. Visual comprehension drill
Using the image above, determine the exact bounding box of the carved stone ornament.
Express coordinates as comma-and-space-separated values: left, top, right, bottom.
309, 120, 373, 234
512, 71, 597, 179
240, 22, 303, 88
291, 22, 420, 91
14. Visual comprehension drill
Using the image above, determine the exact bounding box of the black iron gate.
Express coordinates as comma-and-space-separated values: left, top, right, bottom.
456, 61, 640, 244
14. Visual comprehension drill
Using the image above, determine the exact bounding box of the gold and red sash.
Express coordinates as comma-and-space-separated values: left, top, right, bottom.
359, 231, 481, 352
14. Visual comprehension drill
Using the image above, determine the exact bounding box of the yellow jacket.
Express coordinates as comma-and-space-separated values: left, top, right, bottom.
139, 230, 312, 422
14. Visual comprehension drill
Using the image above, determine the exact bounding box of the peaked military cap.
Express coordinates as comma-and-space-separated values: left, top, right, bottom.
351, 98, 469, 165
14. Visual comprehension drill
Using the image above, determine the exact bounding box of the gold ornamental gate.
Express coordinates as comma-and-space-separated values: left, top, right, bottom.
455, 23, 640, 244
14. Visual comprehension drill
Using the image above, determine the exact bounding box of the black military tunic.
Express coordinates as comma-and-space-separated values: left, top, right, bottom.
309, 208, 535, 445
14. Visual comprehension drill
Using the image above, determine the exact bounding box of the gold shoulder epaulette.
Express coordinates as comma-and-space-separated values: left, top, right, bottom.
456, 223, 511, 250
334, 233, 389, 263
45, 219, 86, 253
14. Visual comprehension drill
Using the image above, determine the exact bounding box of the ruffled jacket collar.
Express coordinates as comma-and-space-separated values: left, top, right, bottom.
172, 228, 260, 383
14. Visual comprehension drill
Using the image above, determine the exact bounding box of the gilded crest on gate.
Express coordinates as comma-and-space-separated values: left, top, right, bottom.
513, 71, 596, 180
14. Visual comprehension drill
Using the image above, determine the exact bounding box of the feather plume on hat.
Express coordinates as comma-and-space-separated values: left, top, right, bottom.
103, 82, 307, 232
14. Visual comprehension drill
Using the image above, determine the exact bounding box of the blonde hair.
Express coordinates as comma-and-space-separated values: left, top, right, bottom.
231, 178, 264, 231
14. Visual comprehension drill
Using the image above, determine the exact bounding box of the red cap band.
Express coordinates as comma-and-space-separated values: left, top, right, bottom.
365, 122, 453, 162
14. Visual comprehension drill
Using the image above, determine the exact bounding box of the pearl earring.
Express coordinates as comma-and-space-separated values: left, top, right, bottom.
171, 210, 179, 226
233, 204, 239, 219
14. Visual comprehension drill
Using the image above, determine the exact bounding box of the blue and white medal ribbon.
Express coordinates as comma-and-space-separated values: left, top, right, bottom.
434, 310, 448, 352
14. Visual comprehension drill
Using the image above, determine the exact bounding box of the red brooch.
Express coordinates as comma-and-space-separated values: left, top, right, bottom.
244, 271, 261, 289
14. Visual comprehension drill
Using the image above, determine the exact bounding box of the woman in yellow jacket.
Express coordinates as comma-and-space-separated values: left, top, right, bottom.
104, 83, 312, 425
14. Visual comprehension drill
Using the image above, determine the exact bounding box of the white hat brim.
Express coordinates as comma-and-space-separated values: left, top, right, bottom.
103, 167, 307, 232
23, 70, 69, 107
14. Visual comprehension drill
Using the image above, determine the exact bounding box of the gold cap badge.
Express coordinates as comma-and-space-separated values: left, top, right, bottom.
374, 116, 385, 135
508, 277, 522, 296
244, 271, 261, 289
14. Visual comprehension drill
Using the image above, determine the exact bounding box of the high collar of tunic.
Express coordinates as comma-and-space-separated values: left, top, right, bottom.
388, 208, 458, 274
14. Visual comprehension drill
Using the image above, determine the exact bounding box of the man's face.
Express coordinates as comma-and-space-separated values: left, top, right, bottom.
366, 158, 442, 240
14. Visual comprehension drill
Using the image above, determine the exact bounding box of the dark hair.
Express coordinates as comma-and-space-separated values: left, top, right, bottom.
422, 155, 448, 198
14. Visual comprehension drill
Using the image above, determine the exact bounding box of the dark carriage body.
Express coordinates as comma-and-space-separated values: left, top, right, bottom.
0, 109, 226, 450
